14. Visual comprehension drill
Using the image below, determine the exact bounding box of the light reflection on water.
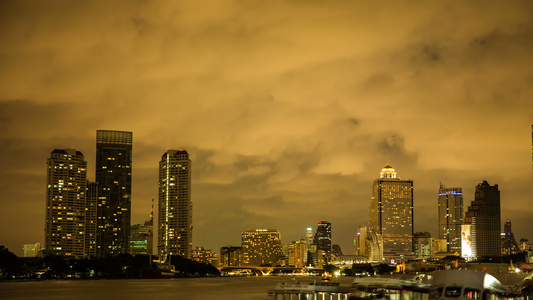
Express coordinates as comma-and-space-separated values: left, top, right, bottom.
1, 276, 354, 300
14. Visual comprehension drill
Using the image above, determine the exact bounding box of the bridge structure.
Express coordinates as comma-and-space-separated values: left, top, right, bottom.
218, 266, 311, 276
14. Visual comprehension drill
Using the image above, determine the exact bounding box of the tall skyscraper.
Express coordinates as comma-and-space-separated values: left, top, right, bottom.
501, 220, 519, 256
288, 240, 307, 268
463, 180, 501, 259
95, 130, 132, 256
314, 221, 332, 262
158, 149, 192, 260
369, 165, 413, 262
85, 181, 98, 258
241, 229, 282, 266
438, 184, 463, 253
45, 149, 87, 257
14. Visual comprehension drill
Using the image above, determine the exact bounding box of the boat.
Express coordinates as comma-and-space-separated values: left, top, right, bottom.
272, 278, 351, 299
428, 269, 515, 300
349, 275, 430, 300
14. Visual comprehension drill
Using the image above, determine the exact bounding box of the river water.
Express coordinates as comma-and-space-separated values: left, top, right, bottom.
1, 276, 354, 300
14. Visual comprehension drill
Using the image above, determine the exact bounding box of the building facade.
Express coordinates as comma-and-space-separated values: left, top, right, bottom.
314, 221, 332, 263
95, 130, 132, 256
220, 246, 243, 267
288, 240, 307, 268
45, 149, 87, 257
23, 243, 41, 257
463, 180, 501, 259
241, 229, 282, 266
158, 150, 192, 260
438, 184, 463, 253
369, 165, 413, 262
85, 181, 98, 258
501, 220, 519, 256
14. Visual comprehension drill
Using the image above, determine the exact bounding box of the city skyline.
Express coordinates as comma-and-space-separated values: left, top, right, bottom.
1, 1, 533, 256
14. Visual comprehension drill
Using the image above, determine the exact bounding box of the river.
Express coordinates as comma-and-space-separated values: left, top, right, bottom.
1, 276, 354, 299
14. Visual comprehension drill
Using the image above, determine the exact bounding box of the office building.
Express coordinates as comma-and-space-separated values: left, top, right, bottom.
501, 220, 519, 256
85, 181, 98, 257
413, 232, 432, 260
314, 221, 332, 263
192, 247, 218, 266
369, 165, 414, 262
355, 225, 383, 263
463, 180, 501, 259
45, 149, 87, 257
95, 130, 132, 256
220, 246, 243, 267
438, 184, 463, 253
158, 150, 192, 260
241, 229, 282, 266
288, 240, 307, 268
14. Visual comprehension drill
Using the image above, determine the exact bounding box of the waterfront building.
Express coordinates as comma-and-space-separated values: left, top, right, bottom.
23, 243, 41, 257
45, 149, 87, 257
314, 221, 332, 263
220, 246, 243, 267
288, 240, 307, 268
369, 165, 414, 262
85, 181, 98, 258
130, 199, 154, 256
158, 150, 192, 260
241, 229, 282, 266
438, 184, 463, 253
192, 247, 219, 266
501, 220, 519, 256
463, 180, 501, 260
95, 130, 132, 256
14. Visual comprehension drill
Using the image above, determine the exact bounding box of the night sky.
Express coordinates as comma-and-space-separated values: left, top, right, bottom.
1, 1, 533, 256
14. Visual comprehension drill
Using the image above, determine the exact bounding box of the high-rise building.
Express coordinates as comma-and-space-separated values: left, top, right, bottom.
354, 225, 383, 263
463, 180, 501, 259
95, 130, 132, 256
314, 221, 332, 263
501, 220, 519, 256
241, 229, 282, 266
438, 184, 463, 253
158, 150, 192, 260
45, 149, 87, 257
85, 181, 98, 258
288, 240, 307, 268
369, 165, 413, 262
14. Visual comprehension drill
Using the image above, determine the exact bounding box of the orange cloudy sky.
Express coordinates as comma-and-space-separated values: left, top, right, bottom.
1, 1, 533, 256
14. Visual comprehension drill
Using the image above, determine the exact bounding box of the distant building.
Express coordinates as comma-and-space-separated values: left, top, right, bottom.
220, 246, 243, 267
438, 184, 463, 253
332, 244, 343, 257
96, 130, 133, 256
241, 229, 282, 266
463, 180, 501, 260
23, 243, 41, 257
85, 181, 98, 258
158, 150, 192, 261
192, 247, 218, 266
519, 238, 531, 252
501, 220, 519, 256
314, 221, 332, 263
45, 149, 87, 257
130, 199, 154, 256
413, 232, 433, 260
369, 165, 413, 263
355, 225, 383, 263
288, 240, 307, 268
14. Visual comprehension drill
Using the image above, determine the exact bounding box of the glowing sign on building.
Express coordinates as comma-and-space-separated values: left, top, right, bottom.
461, 224, 472, 259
